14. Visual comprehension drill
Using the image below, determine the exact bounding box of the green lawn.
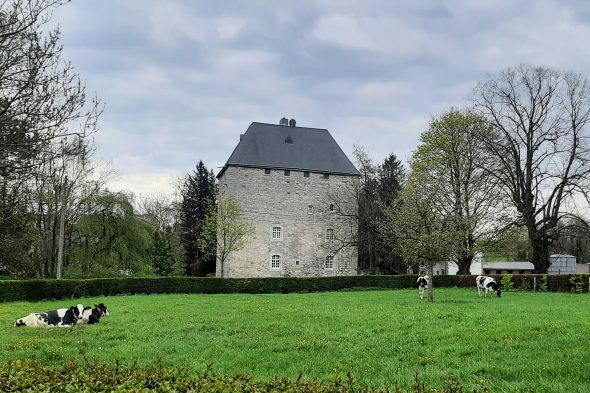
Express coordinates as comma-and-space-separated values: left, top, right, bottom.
1, 289, 589, 392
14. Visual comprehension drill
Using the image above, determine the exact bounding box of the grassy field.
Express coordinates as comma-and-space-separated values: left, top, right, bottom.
1, 289, 589, 392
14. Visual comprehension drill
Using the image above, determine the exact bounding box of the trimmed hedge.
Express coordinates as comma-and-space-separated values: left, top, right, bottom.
0, 274, 587, 302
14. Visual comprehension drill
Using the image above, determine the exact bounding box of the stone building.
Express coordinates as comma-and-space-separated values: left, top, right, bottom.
216, 119, 360, 278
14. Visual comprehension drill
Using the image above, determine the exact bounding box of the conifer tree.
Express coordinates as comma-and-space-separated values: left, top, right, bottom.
179, 161, 216, 276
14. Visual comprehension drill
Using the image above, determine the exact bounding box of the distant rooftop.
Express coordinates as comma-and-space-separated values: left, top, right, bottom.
483, 262, 535, 270
217, 121, 361, 178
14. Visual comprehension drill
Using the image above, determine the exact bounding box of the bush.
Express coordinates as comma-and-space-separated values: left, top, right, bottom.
519, 275, 531, 290
538, 274, 548, 292
568, 274, 587, 294
0, 356, 486, 393
501, 274, 514, 290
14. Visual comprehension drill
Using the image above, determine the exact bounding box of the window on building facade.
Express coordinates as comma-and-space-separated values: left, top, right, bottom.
264, 168, 271, 174
303, 171, 310, 177
308, 205, 313, 214
272, 226, 282, 240
325, 255, 334, 269
284, 170, 290, 176
271, 255, 280, 269
326, 229, 334, 240
323, 173, 329, 179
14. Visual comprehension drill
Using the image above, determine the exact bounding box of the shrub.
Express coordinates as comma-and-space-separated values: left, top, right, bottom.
0, 356, 487, 393
501, 274, 514, 290
538, 274, 548, 292
519, 275, 531, 290
568, 274, 587, 294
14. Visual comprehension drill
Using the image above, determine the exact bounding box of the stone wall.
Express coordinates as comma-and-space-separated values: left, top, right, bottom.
217, 166, 359, 278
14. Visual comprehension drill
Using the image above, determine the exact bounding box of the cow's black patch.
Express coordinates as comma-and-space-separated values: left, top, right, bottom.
88, 308, 102, 324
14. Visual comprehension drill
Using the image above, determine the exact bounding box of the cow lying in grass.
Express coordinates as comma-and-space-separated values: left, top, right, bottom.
417, 275, 429, 300
15, 303, 109, 327
476, 275, 501, 297
78, 303, 109, 324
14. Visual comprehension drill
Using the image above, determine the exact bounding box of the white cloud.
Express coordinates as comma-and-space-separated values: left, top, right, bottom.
49, 0, 590, 205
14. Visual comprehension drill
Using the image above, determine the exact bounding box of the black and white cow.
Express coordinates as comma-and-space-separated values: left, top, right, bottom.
78, 303, 110, 324
15, 304, 84, 327
476, 275, 501, 297
417, 275, 429, 300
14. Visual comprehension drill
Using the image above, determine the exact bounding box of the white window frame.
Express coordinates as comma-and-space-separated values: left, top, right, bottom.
272, 226, 282, 240
325, 255, 334, 269
308, 205, 314, 215
326, 229, 334, 240
271, 255, 281, 270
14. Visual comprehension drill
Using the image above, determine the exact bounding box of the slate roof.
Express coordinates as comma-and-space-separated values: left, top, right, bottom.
217, 122, 360, 178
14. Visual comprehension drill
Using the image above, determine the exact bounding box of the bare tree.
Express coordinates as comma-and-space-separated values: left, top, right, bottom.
473, 65, 590, 272
0, 0, 102, 176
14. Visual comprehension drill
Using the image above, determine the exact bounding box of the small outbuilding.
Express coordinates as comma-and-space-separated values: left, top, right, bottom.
548, 254, 577, 274
481, 262, 535, 275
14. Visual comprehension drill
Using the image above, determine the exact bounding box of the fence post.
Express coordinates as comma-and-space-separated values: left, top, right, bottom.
533, 276, 536, 292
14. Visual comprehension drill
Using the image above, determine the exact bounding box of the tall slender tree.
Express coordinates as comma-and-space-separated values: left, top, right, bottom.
179, 161, 216, 276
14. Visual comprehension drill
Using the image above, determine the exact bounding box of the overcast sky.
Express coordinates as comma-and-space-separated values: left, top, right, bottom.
51, 0, 590, 197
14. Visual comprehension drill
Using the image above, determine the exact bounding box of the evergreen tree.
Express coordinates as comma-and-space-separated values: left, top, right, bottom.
149, 227, 176, 276
179, 161, 216, 276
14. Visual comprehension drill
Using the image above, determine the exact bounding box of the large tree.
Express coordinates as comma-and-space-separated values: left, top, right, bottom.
413, 109, 503, 273
375, 153, 406, 273
473, 65, 590, 272
391, 157, 458, 302
69, 191, 155, 277
0, 0, 102, 276
179, 161, 216, 276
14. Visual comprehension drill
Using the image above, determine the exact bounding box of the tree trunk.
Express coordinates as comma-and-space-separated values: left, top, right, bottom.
428, 263, 434, 302
531, 236, 551, 273
457, 254, 473, 274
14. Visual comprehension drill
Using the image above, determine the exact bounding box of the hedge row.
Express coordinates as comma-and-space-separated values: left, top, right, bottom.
0, 274, 588, 302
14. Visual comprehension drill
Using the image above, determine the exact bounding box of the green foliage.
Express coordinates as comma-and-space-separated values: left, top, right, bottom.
1, 274, 583, 303
205, 196, 254, 277
538, 274, 548, 292
568, 274, 587, 294
501, 274, 514, 290
0, 357, 483, 393
519, 275, 531, 290
149, 228, 177, 276
179, 161, 217, 276
67, 191, 155, 278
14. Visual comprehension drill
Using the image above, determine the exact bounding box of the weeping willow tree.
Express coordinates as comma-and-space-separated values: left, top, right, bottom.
68, 191, 155, 277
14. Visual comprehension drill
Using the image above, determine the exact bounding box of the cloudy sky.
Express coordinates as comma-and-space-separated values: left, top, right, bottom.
51, 0, 590, 197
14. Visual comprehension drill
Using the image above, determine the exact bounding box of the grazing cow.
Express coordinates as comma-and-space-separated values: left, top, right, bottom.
417, 275, 429, 300
15, 305, 83, 327
476, 275, 501, 297
78, 303, 109, 324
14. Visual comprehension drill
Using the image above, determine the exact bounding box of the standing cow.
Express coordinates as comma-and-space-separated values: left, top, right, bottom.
417, 275, 429, 300
476, 275, 502, 297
